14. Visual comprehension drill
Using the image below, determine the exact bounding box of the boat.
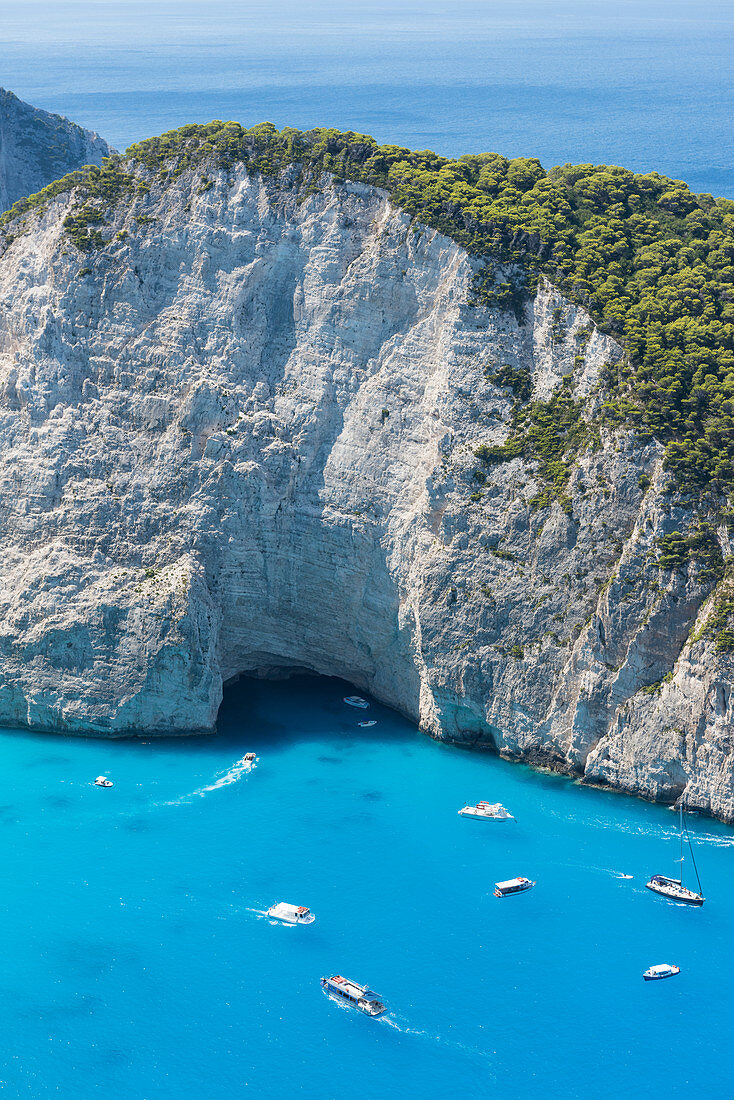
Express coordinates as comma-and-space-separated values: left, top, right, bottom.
494, 876, 535, 897
459, 801, 514, 820
358, 720, 377, 728
646, 803, 704, 905
343, 696, 369, 709
242, 753, 258, 766
643, 963, 680, 981
320, 975, 386, 1016
267, 903, 315, 925
94, 776, 113, 788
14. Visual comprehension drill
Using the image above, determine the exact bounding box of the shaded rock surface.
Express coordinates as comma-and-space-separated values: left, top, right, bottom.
0, 88, 112, 213
0, 160, 732, 819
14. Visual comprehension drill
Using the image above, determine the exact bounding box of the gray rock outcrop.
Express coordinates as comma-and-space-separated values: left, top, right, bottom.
0, 158, 732, 819
0, 88, 112, 213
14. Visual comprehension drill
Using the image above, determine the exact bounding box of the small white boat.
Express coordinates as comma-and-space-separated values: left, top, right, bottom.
459, 801, 514, 820
358, 720, 377, 728
494, 876, 535, 897
94, 776, 113, 788
321, 975, 386, 1016
644, 963, 680, 981
344, 696, 369, 709
242, 753, 258, 767
267, 903, 315, 925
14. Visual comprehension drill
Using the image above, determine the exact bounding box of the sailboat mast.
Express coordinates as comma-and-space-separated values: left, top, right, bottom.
679, 801, 684, 883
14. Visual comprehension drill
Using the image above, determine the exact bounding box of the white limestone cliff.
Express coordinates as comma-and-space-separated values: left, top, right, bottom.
0, 159, 732, 819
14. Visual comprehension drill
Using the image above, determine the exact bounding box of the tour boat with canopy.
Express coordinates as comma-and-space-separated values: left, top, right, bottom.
320, 975, 386, 1016
459, 801, 514, 820
494, 876, 535, 897
643, 963, 680, 981
646, 803, 704, 905
267, 903, 315, 924
343, 696, 369, 709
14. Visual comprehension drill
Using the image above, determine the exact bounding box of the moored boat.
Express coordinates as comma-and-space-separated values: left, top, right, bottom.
267, 903, 315, 924
343, 696, 369, 709
320, 975, 386, 1016
494, 876, 535, 897
643, 963, 680, 981
459, 801, 514, 820
358, 720, 377, 727
646, 804, 704, 905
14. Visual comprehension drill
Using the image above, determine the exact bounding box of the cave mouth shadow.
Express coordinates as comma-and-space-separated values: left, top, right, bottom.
214, 670, 419, 752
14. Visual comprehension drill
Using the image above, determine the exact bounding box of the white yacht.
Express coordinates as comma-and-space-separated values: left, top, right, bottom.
94, 776, 113, 788
643, 963, 680, 981
458, 801, 514, 820
646, 804, 704, 906
267, 903, 315, 924
321, 975, 386, 1016
494, 876, 535, 897
343, 696, 369, 709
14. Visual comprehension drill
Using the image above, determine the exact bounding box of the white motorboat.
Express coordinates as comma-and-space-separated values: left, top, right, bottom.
643, 963, 680, 981
458, 801, 514, 820
242, 753, 258, 767
267, 903, 315, 925
344, 696, 369, 709
494, 876, 535, 897
321, 975, 386, 1016
646, 804, 704, 905
358, 720, 377, 728
94, 776, 113, 788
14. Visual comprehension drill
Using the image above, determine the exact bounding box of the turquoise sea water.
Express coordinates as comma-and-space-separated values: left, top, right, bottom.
1, 673, 732, 1099
1, 0, 734, 196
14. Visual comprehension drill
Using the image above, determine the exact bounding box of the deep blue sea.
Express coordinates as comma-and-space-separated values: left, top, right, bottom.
1, 0, 734, 196
0, 674, 731, 1098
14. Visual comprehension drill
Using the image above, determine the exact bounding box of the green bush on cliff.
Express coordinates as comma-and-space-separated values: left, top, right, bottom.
4, 121, 734, 501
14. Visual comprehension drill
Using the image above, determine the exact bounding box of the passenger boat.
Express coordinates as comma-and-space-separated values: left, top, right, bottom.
320, 975, 386, 1016
646, 804, 704, 905
343, 696, 369, 709
494, 876, 535, 897
643, 963, 680, 981
459, 801, 514, 820
94, 775, 113, 788
267, 903, 315, 925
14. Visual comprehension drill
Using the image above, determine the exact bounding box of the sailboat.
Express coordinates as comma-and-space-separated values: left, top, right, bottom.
646, 802, 704, 906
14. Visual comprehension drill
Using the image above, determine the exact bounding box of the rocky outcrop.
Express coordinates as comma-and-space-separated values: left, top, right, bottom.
0, 88, 112, 213
0, 158, 732, 818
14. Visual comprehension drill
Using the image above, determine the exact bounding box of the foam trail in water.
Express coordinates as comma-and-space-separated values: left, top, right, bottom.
163, 756, 256, 805
378, 1015, 494, 1064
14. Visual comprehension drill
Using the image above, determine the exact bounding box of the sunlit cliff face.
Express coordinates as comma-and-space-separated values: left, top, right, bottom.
0, 160, 732, 820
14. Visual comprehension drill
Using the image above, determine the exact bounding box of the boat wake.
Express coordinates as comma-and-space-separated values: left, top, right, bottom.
163, 756, 256, 805
378, 1015, 493, 1064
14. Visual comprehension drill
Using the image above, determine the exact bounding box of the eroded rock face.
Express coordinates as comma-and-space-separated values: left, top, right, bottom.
0, 162, 732, 818
0, 88, 112, 213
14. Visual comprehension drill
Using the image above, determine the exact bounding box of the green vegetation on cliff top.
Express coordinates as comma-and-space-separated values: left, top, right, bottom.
3, 120, 734, 504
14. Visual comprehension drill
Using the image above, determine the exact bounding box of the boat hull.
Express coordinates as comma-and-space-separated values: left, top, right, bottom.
644, 967, 680, 981
320, 978, 386, 1016
645, 881, 704, 906
458, 807, 513, 820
